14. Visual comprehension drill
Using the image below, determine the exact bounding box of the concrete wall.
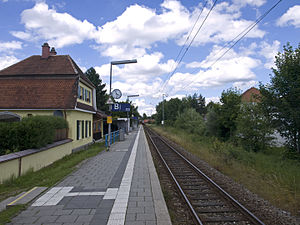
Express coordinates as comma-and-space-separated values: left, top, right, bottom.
0, 139, 73, 184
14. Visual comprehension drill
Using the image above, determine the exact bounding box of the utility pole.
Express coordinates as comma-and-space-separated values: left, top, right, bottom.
162, 93, 168, 125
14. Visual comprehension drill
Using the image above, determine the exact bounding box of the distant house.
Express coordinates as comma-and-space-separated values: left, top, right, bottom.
0, 43, 97, 150
241, 87, 261, 103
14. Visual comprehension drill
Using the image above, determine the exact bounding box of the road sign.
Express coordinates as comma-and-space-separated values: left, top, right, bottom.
112, 103, 130, 112
107, 116, 112, 124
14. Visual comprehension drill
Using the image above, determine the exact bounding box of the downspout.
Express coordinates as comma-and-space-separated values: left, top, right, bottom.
64, 110, 68, 139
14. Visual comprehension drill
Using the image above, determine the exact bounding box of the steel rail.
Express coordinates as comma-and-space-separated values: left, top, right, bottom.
145, 126, 265, 225
146, 128, 203, 225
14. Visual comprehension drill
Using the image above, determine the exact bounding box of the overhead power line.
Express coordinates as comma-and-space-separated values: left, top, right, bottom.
161, 0, 218, 94
180, 0, 283, 92
160, 0, 208, 92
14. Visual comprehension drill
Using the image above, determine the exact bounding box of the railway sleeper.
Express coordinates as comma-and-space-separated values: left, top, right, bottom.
201, 215, 246, 223
196, 207, 237, 213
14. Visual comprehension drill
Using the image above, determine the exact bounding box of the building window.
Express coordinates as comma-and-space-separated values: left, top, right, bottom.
78, 86, 81, 99
80, 87, 84, 99
78, 85, 91, 103
77, 120, 80, 140
89, 121, 91, 137
81, 120, 84, 139
85, 121, 88, 138
53, 110, 63, 117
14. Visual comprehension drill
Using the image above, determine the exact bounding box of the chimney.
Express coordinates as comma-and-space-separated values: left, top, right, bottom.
50, 47, 57, 56
41, 43, 50, 59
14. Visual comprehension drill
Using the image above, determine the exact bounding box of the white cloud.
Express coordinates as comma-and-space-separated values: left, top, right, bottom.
232, 0, 266, 7
131, 98, 156, 116
259, 40, 280, 69
0, 41, 22, 53
94, 1, 190, 47
12, 2, 98, 48
277, 5, 300, 28
112, 78, 163, 98
166, 45, 261, 94
0, 56, 19, 70
177, 2, 265, 46
233, 80, 258, 91
96, 52, 175, 83
206, 96, 220, 104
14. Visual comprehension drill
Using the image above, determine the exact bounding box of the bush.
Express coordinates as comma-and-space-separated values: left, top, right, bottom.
174, 108, 205, 135
0, 116, 68, 155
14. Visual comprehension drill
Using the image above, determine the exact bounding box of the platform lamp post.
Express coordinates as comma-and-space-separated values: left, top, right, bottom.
107, 59, 137, 148
162, 93, 168, 126
127, 94, 139, 133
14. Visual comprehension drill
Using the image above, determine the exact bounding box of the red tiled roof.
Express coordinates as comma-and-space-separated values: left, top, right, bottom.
0, 79, 77, 109
0, 55, 76, 75
0, 55, 95, 88
241, 87, 261, 103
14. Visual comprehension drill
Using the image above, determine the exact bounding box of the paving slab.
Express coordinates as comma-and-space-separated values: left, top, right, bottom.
6, 126, 171, 225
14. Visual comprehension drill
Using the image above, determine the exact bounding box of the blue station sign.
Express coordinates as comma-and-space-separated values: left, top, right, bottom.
112, 103, 131, 112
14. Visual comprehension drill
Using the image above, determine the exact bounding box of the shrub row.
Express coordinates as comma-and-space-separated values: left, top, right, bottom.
0, 116, 68, 156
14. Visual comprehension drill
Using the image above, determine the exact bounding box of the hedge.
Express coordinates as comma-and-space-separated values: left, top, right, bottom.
0, 116, 68, 156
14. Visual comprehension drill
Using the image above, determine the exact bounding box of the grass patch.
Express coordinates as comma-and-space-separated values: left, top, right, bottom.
0, 205, 26, 225
152, 125, 300, 216
0, 142, 105, 224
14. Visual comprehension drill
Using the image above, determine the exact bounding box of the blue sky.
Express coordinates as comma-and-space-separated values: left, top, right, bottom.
0, 0, 299, 115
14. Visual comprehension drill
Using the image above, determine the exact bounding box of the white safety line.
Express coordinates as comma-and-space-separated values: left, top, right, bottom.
107, 127, 141, 225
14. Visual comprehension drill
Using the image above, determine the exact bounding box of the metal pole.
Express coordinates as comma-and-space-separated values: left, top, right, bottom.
109, 63, 112, 95
162, 94, 165, 125
108, 63, 112, 148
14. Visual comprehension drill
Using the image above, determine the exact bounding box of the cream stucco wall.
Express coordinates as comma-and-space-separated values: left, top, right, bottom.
20, 141, 73, 175
0, 141, 73, 184
0, 158, 19, 183
65, 110, 93, 149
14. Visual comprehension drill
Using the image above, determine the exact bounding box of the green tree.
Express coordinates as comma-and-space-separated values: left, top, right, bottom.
260, 43, 300, 153
155, 98, 184, 125
85, 67, 108, 111
236, 103, 274, 152
142, 113, 147, 120
219, 88, 241, 140
174, 108, 205, 135
183, 93, 206, 116
205, 89, 241, 140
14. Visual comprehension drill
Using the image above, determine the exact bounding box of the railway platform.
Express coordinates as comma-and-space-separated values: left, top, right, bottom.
7, 126, 172, 225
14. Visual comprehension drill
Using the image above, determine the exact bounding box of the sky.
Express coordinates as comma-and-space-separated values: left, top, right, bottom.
0, 0, 299, 116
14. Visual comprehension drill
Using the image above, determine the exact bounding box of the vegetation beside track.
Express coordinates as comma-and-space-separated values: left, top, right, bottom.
0, 142, 105, 224
151, 125, 300, 216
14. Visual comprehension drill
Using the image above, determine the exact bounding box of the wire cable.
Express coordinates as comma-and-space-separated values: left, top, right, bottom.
179, 0, 282, 92
161, 0, 218, 94
160, 0, 208, 93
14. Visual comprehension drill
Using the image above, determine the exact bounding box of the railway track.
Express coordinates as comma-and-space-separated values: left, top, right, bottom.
144, 126, 265, 225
